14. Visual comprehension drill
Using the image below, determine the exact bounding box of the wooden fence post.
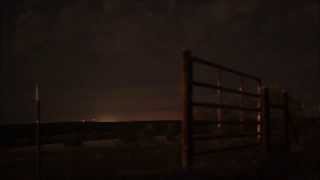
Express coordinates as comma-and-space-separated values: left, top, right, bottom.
182, 50, 193, 171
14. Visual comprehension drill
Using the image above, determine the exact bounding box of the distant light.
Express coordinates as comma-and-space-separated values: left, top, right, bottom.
96, 116, 118, 122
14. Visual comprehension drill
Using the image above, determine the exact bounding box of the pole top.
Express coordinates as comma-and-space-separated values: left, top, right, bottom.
282, 89, 288, 95
35, 83, 40, 101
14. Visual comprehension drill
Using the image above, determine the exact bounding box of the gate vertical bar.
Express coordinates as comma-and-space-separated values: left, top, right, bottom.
262, 87, 270, 154
239, 78, 244, 129
35, 83, 41, 180
256, 80, 262, 142
283, 91, 290, 152
182, 50, 193, 171
216, 70, 222, 128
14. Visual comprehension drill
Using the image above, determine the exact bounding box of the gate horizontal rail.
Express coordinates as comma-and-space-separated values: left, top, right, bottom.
194, 143, 260, 156
193, 81, 261, 98
193, 133, 263, 141
191, 56, 261, 82
270, 104, 285, 109
193, 121, 261, 126
192, 102, 261, 112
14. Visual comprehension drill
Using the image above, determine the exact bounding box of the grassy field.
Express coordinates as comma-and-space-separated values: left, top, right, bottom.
1, 119, 320, 179
1, 135, 319, 180
1, 141, 262, 180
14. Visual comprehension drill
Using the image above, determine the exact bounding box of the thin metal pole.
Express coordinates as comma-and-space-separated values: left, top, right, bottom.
216, 70, 222, 128
182, 50, 193, 171
239, 78, 244, 129
256, 81, 262, 142
262, 87, 270, 154
283, 91, 290, 153
35, 83, 41, 180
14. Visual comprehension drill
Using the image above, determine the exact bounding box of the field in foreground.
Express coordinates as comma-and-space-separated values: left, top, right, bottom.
1, 137, 320, 180
1, 119, 320, 179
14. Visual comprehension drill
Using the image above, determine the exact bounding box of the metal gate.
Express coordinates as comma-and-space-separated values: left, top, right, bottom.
181, 50, 264, 170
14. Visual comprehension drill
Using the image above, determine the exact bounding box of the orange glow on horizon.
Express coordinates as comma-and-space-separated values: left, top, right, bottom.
96, 111, 181, 122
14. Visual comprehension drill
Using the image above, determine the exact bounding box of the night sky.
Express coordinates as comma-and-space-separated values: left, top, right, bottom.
1, 0, 319, 124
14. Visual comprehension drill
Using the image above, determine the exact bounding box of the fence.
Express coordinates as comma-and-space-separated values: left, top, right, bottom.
181, 50, 294, 171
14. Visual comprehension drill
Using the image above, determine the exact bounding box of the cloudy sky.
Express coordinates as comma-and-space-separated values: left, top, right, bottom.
1, 0, 319, 123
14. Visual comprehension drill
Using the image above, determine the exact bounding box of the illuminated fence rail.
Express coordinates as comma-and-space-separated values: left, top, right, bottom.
181, 50, 264, 170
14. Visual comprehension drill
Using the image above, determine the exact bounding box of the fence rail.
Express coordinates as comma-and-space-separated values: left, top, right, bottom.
191, 56, 261, 82
194, 143, 260, 156
193, 81, 261, 98
192, 102, 261, 112
193, 133, 262, 141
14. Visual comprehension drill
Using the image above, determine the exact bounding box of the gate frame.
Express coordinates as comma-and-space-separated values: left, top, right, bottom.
181, 50, 264, 170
